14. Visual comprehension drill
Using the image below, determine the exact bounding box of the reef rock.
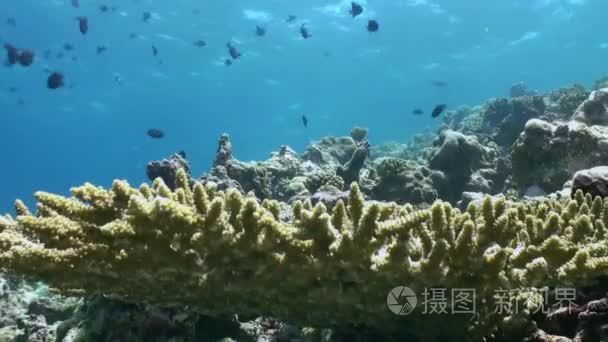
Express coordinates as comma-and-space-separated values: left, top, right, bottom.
512, 118, 608, 193
572, 88, 608, 126
371, 157, 439, 204
336, 140, 370, 185
571, 166, 608, 198
302, 136, 357, 167
547, 84, 589, 119
482, 95, 546, 146
146, 152, 190, 190
428, 130, 487, 201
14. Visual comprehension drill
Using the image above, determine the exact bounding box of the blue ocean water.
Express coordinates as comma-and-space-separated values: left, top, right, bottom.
1, 0, 606, 213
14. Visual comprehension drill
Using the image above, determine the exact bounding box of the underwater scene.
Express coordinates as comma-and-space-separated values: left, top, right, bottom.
2, 0, 608, 341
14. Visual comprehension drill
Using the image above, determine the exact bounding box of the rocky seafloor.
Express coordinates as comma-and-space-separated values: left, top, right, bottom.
3, 79, 608, 341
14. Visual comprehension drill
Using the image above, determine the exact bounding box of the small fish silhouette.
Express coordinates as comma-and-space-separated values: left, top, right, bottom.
77, 16, 88, 35
431, 104, 447, 118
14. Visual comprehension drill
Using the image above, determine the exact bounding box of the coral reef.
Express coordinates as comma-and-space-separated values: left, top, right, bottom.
6, 169, 608, 340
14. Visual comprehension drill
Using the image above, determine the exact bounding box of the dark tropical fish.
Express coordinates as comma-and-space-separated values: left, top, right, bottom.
255, 25, 266, 37
71, 0, 79, 8
4, 44, 18, 65
431, 104, 447, 118
224, 59, 232, 66
300, 24, 311, 39
77, 16, 88, 35
412, 109, 424, 115
7, 17, 16, 27
7, 86, 17, 93
301, 114, 308, 128
147, 129, 164, 139
152, 45, 158, 57
227, 42, 241, 59
17, 49, 34, 66
193, 40, 206, 48
47, 72, 64, 89
349, 2, 363, 18
96, 46, 108, 55
177, 150, 187, 158
323, 51, 331, 57
129, 33, 138, 39
432, 80, 448, 87
286, 15, 297, 23
99, 5, 109, 13
367, 20, 379, 32
142, 12, 151, 22
63, 43, 74, 51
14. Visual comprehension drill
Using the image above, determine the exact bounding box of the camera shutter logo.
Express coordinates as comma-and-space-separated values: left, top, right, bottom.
387, 286, 417, 315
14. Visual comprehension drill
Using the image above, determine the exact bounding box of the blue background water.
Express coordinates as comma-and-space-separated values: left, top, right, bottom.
1, 0, 607, 212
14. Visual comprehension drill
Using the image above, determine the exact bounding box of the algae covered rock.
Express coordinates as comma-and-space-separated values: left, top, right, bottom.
482, 95, 546, 146
512, 118, 608, 193
302, 136, 357, 166
572, 166, 608, 199
572, 88, 608, 126
548, 84, 589, 119
146, 152, 191, 190
371, 157, 439, 204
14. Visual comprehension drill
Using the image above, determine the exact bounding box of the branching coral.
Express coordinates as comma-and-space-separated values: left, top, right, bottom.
3, 170, 608, 340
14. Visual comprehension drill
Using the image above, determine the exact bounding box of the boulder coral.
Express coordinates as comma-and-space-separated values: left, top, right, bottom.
4, 170, 608, 340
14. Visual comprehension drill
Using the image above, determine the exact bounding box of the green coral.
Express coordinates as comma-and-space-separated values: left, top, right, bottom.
3, 170, 608, 340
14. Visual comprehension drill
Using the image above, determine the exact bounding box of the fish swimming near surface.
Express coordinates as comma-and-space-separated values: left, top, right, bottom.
47, 72, 64, 89
63, 43, 74, 51
227, 42, 241, 59
367, 20, 379, 32
300, 24, 311, 39
147, 129, 165, 139
96, 46, 108, 55
432, 80, 448, 87
142, 11, 151, 22
152, 45, 158, 57
71, 0, 79, 8
412, 109, 424, 115
224, 59, 232, 66
6, 17, 16, 27
301, 114, 308, 128
193, 40, 206, 48
431, 104, 447, 118
17, 49, 34, 66
77, 16, 88, 35
286, 15, 297, 23
99, 5, 109, 13
4, 44, 18, 65
349, 2, 363, 18
255, 25, 266, 37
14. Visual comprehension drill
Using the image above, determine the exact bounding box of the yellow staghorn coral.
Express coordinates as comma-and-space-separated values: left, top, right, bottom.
2, 168, 608, 340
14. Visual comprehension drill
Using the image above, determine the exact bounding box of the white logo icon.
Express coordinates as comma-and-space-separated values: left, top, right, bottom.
387, 286, 417, 315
